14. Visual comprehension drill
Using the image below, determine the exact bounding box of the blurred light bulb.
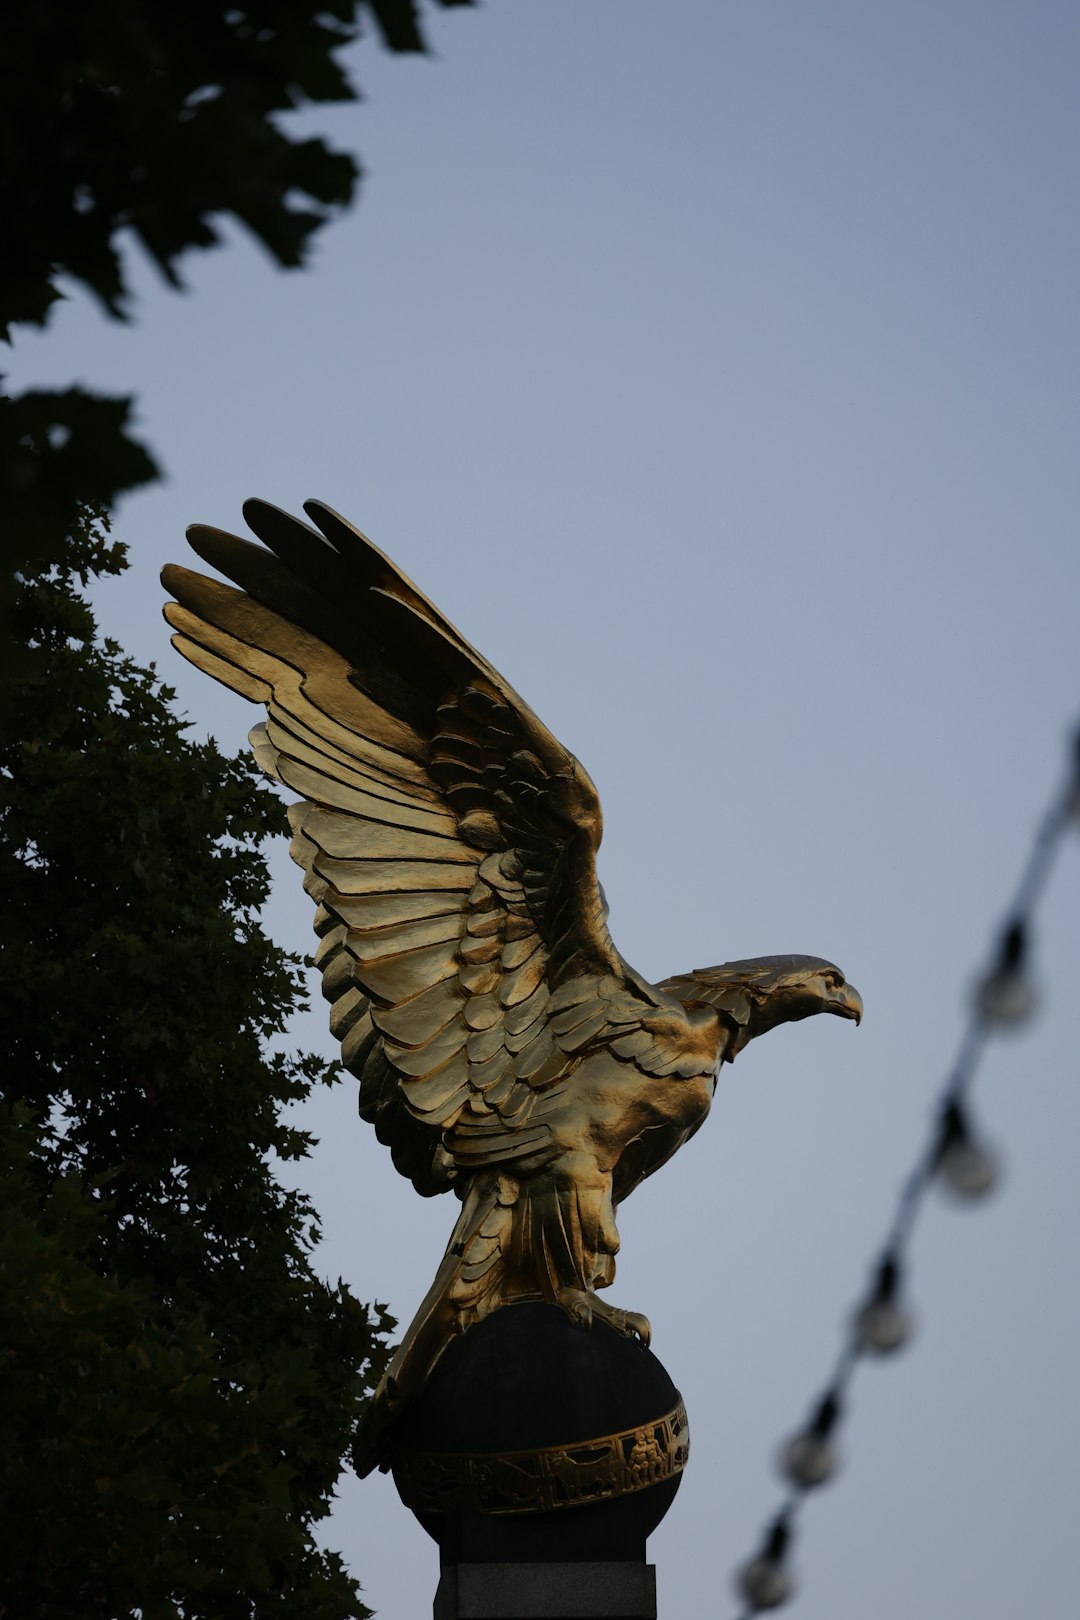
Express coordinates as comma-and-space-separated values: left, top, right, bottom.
781, 1430, 838, 1488
739, 1558, 793, 1611
939, 1134, 1000, 1200
935, 1101, 1000, 1201
855, 1298, 911, 1353
855, 1258, 912, 1354
978, 966, 1036, 1026
978, 921, 1036, 1027
781, 1394, 841, 1487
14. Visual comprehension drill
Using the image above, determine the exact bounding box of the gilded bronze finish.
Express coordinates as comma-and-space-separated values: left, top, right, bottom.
392, 1399, 689, 1516
162, 499, 862, 1473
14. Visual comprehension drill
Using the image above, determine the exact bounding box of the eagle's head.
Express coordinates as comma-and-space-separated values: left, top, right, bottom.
660, 954, 862, 1062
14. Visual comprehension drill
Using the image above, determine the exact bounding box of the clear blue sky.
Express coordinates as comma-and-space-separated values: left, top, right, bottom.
15, 3, 1080, 1615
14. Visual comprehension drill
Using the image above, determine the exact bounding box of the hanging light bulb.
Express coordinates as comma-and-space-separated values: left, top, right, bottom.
935, 1101, 1000, 1200
940, 1134, 1000, 1198
781, 1393, 841, 1488
854, 1256, 913, 1354
738, 1519, 794, 1611
739, 1558, 793, 1612
977, 920, 1037, 1027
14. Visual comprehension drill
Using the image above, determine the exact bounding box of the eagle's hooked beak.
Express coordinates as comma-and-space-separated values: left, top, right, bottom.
826, 980, 863, 1025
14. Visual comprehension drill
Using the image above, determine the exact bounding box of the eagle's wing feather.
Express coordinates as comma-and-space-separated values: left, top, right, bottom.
162, 501, 691, 1197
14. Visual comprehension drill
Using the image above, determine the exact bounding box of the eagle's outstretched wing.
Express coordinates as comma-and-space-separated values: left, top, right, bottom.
162, 500, 688, 1198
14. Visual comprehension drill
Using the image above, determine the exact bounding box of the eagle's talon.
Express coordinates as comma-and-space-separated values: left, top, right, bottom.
606, 1307, 652, 1346
558, 1289, 653, 1347
557, 1287, 595, 1330
624, 1311, 652, 1348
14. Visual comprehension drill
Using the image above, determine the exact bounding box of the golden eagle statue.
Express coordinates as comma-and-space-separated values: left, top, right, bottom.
163, 500, 862, 1472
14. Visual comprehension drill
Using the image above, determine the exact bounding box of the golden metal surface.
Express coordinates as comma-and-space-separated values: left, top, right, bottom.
393, 1399, 689, 1516
162, 499, 863, 1473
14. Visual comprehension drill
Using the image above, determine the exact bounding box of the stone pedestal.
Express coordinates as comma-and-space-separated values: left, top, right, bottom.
433, 1561, 657, 1620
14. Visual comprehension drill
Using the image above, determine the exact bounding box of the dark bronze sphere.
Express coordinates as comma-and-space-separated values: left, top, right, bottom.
390, 1300, 687, 1564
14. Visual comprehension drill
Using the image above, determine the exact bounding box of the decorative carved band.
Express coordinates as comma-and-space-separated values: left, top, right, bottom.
392, 1400, 689, 1517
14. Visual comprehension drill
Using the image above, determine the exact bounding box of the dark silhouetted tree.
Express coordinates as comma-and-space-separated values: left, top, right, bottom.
0, 512, 392, 1617
0, 0, 473, 636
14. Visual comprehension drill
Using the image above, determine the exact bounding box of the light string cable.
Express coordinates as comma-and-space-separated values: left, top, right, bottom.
731, 721, 1080, 1617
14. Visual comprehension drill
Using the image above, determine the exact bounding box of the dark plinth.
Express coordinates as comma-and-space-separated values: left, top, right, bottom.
389, 1300, 685, 1583
434, 1561, 657, 1620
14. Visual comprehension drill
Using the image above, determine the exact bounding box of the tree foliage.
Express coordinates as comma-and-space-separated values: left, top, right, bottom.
0, 0, 473, 632
0, 512, 392, 1618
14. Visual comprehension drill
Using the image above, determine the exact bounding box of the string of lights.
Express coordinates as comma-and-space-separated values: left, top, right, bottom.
731, 722, 1080, 1617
